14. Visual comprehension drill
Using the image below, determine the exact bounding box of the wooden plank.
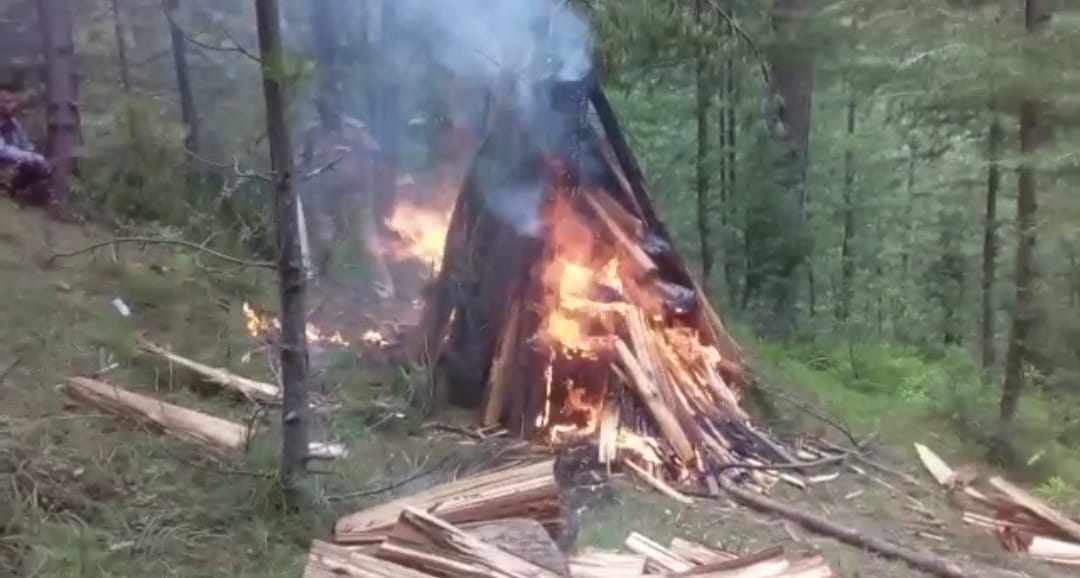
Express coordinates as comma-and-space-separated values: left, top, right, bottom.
613, 339, 695, 465
568, 549, 647, 578
623, 458, 693, 505
483, 299, 522, 427
580, 187, 657, 280
335, 460, 561, 544
378, 507, 564, 578
61, 377, 249, 453
303, 540, 434, 578
988, 477, 1080, 543
668, 537, 736, 565
137, 340, 280, 403
624, 532, 694, 573
468, 518, 570, 576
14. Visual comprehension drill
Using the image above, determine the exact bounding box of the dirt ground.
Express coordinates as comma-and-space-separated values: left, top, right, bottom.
0, 198, 1074, 577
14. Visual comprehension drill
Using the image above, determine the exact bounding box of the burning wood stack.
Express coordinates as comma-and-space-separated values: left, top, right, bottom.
416, 79, 794, 491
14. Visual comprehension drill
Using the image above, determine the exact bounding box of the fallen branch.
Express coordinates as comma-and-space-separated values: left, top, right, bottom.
48, 237, 274, 269
716, 475, 976, 578
137, 340, 281, 403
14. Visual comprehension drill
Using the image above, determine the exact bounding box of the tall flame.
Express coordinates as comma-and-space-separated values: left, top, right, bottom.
382, 201, 452, 273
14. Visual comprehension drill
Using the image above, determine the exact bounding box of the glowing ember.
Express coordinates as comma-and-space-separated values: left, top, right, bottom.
241, 302, 350, 346
362, 329, 388, 347
382, 201, 452, 273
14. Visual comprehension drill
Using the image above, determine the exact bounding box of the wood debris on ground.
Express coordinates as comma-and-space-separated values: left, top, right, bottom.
60, 376, 251, 454
914, 442, 1080, 566
309, 459, 834, 577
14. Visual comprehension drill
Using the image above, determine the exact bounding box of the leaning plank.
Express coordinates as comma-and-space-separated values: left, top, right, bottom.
614, 339, 695, 464
568, 549, 647, 578
717, 475, 982, 578
988, 477, 1080, 543
303, 540, 435, 578
62, 377, 249, 453
1026, 535, 1080, 566
623, 458, 693, 505
335, 460, 561, 544
377, 507, 564, 578
913, 443, 954, 486
138, 340, 280, 403
624, 532, 694, 573
469, 518, 570, 576
668, 537, 736, 565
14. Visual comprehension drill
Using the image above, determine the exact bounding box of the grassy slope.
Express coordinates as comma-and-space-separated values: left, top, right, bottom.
1, 198, 1075, 577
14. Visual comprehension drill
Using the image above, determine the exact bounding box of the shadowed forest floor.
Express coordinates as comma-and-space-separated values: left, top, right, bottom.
0, 198, 1072, 577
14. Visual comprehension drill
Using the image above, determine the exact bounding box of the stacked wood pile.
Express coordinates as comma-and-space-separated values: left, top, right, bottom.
915, 443, 1080, 566
310, 459, 834, 577
417, 79, 801, 491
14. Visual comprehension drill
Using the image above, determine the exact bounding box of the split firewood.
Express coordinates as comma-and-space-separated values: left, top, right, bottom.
667, 537, 736, 565
988, 477, 1080, 543
582, 188, 644, 238
622, 458, 694, 505
61, 377, 250, 454
613, 339, 695, 465
303, 540, 433, 578
468, 518, 570, 576
335, 460, 561, 544
567, 549, 647, 578
580, 189, 657, 280
624, 532, 694, 573
597, 401, 619, 465
137, 340, 280, 403
483, 300, 523, 426
377, 507, 564, 578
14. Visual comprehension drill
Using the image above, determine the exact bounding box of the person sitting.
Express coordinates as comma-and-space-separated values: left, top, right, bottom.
0, 81, 52, 206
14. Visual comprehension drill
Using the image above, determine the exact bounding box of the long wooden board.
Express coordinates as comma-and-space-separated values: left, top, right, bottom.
62, 377, 249, 453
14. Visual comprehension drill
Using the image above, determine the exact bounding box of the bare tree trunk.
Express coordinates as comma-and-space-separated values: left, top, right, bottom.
1001, 0, 1052, 430
254, 0, 310, 490
310, 0, 338, 103
694, 0, 713, 282
109, 0, 131, 95
839, 95, 857, 323
724, 47, 740, 304
760, 0, 813, 340
165, 0, 200, 155
37, 0, 80, 209
981, 116, 1002, 374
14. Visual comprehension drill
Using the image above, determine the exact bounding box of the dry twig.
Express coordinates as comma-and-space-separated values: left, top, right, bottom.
48, 237, 273, 269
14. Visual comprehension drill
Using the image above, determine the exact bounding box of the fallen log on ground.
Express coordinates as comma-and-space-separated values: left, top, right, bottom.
716, 475, 974, 578
137, 340, 281, 403
61, 377, 250, 454
334, 459, 562, 545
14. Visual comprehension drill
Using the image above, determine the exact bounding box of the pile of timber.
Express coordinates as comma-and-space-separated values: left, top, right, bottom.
310, 458, 833, 577
915, 443, 1080, 566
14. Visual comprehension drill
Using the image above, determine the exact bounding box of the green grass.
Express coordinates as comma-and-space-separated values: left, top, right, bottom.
743, 331, 1080, 507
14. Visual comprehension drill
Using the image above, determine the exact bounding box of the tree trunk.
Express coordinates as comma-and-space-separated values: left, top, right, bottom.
839, 95, 857, 323
724, 47, 740, 305
310, 0, 338, 103
109, 0, 131, 95
165, 0, 200, 155
694, 0, 712, 282
760, 0, 814, 340
254, 0, 310, 489
1001, 0, 1052, 428
981, 116, 1002, 374
36, 0, 80, 208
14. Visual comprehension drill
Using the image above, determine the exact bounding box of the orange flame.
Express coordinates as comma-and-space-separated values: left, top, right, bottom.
382, 201, 451, 273
241, 302, 350, 346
